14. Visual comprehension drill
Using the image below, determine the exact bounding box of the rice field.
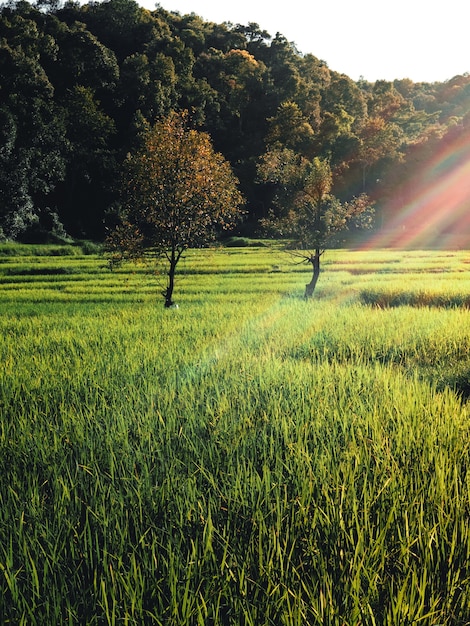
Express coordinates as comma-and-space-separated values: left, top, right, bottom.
0, 243, 470, 625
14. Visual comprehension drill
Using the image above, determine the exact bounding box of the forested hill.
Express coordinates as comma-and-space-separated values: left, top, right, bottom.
1, 0, 470, 242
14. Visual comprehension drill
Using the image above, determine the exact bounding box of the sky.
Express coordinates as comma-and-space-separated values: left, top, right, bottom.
139, 0, 469, 83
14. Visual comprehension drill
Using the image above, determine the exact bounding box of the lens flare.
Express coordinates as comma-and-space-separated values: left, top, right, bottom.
363, 128, 470, 249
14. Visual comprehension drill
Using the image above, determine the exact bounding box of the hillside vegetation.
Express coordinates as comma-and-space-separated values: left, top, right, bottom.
1, 0, 470, 242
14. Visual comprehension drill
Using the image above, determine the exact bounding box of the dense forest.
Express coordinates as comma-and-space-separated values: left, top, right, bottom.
1, 0, 470, 243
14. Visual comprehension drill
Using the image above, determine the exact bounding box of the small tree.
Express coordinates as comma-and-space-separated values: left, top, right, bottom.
106, 111, 244, 307
258, 148, 373, 298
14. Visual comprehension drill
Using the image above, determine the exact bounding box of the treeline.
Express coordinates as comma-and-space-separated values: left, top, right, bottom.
1, 0, 470, 242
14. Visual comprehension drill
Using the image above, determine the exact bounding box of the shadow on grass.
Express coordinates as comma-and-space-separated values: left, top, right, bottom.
359, 290, 470, 309
436, 367, 470, 400
4, 267, 78, 276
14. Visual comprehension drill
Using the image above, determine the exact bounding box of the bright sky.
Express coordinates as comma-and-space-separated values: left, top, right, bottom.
140, 0, 469, 83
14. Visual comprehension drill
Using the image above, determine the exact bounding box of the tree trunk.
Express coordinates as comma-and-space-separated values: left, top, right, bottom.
164, 250, 177, 308
304, 250, 321, 299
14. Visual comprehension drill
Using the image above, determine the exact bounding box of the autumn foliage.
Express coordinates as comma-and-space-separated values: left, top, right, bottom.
106, 111, 244, 306
258, 149, 374, 297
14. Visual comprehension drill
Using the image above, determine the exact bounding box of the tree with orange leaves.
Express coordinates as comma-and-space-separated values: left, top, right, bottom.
258, 149, 373, 298
106, 111, 244, 307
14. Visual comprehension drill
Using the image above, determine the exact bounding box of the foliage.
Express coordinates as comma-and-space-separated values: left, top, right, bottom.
258, 149, 374, 296
106, 110, 244, 306
0, 0, 470, 241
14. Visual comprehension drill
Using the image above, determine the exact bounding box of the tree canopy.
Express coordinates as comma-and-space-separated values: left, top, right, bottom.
0, 0, 469, 243
106, 111, 244, 306
258, 149, 373, 297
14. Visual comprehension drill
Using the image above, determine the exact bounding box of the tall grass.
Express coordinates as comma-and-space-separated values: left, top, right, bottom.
0, 245, 469, 624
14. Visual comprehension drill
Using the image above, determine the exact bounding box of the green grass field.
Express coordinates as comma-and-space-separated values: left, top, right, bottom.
1, 243, 470, 625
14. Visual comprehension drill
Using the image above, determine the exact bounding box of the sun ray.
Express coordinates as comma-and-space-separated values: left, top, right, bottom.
362, 128, 470, 250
